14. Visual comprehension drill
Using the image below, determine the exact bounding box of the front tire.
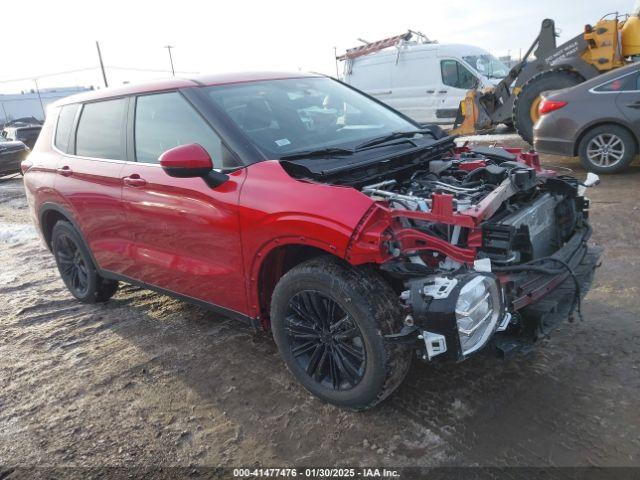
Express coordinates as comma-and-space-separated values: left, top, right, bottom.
270, 257, 411, 410
51, 221, 119, 303
578, 124, 636, 174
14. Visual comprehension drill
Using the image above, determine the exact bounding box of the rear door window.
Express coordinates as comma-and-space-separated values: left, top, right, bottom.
75, 98, 127, 159
440, 59, 477, 89
134, 92, 238, 168
54, 104, 79, 153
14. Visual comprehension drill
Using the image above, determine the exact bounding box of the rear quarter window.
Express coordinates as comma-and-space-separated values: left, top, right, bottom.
75, 99, 127, 159
54, 105, 79, 153
593, 73, 639, 92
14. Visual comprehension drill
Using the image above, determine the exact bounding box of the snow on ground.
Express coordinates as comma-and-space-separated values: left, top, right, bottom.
0, 222, 37, 245
455, 133, 521, 143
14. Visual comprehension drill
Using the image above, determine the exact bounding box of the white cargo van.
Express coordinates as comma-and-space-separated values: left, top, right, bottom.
343, 42, 509, 125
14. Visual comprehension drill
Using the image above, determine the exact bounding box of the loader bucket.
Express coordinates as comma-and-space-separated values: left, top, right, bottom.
449, 90, 494, 136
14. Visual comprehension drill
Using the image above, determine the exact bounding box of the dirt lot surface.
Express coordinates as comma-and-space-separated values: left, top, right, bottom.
1, 137, 639, 474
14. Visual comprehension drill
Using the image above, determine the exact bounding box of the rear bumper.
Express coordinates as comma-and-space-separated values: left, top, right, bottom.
533, 136, 575, 157
0, 151, 25, 176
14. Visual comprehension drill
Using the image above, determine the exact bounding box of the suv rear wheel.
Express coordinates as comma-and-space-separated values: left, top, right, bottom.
270, 257, 412, 410
578, 124, 636, 174
51, 221, 119, 303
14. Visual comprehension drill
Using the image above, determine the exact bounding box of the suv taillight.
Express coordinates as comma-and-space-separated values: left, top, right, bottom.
538, 99, 568, 115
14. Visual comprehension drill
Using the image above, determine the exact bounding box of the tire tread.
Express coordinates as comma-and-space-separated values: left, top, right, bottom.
271, 256, 411, 410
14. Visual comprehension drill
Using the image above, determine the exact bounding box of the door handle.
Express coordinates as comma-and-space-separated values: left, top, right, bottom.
56, 166, 73, 177
123, 174, 147, 187
626, 102, 640, 109
426, 89, 435, 94
438, 90, 448, 94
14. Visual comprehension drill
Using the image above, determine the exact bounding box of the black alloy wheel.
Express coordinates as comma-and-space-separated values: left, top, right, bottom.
55, 232, 90, 297
51, 220, 119, 303
285, 290, 366, 390
270, 256, 412, 409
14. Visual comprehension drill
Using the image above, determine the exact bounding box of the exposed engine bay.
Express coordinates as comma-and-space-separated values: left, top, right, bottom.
358, 144, 600, 362
281, 134, 602, 362
359, 146, 590, 267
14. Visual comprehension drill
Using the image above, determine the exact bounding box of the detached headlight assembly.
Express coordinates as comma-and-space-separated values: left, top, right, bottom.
455, 275, 502, 356
404, 273, 504, 360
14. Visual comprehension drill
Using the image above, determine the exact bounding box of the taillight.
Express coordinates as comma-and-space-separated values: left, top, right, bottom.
538, 99, 568, 115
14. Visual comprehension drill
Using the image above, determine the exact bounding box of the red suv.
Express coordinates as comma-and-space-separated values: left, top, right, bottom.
22, 72, 600, 409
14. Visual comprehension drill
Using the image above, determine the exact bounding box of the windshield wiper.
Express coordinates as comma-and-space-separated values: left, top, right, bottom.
354, 129, 432, 151
279, 147, 355, 161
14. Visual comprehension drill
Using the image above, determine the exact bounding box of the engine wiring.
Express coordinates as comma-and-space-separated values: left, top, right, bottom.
492, 244, 589, 324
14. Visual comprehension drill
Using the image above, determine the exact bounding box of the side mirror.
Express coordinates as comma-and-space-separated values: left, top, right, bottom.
159, 143, 228, 188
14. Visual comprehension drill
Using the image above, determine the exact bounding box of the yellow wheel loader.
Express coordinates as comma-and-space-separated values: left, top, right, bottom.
451, 11, 640, 143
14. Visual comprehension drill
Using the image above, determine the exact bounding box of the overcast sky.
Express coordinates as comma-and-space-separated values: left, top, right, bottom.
1, 0, 632, 93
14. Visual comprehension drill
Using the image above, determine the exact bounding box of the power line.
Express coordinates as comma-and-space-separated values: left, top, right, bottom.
106, 65, 199, 74
0, 68, 97, 84
0, 65, 200, 84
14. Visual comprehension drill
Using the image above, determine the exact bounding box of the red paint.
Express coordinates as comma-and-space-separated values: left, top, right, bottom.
53, 72, 320, 108
24, 72, 550, 327
159, 143, 213, 170
392, 227, 477, 263
455, 143, 554, 175
457, 159, 487, 171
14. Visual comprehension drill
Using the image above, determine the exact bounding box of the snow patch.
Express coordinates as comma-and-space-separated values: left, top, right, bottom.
0, 222, 37, 245
456, 133, 521, 143
0, 270, 17, 285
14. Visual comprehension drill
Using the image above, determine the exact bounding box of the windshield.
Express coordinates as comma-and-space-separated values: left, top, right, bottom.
462, 54, 509, 79
203, 77, 419, 159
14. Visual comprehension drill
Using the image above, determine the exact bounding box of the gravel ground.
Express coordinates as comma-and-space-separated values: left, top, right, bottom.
0, 140, 639, 474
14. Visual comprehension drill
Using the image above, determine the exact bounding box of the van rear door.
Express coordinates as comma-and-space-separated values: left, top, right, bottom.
390, 49, 440, 124
346, 55, 393, 102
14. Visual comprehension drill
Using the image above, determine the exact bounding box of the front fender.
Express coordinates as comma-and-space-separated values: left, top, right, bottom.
239, 160, 379, 318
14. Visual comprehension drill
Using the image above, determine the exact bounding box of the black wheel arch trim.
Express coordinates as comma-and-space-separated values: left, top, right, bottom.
39, 203, 93, 253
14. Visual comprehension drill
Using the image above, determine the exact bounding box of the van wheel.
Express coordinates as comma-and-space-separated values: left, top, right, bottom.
51, 221, 119, 303
270, 256, 412, 410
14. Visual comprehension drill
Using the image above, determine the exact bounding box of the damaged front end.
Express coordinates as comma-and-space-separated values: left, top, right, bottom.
350, 143, 602, 362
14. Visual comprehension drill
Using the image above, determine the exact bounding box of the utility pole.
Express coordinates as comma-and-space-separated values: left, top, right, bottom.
164, 45, 175, 76
96, 41, 108, 87
33, 79, 46, 119
1, 102, 8, 125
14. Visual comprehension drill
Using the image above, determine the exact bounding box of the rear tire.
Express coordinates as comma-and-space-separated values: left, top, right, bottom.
578, 124, 636, 174
513, 70, 583, 144
270, 257, 412, 410
51, 221, 119, 303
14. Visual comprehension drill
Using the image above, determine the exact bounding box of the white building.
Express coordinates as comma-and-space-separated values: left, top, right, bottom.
0, 86, 92, 124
